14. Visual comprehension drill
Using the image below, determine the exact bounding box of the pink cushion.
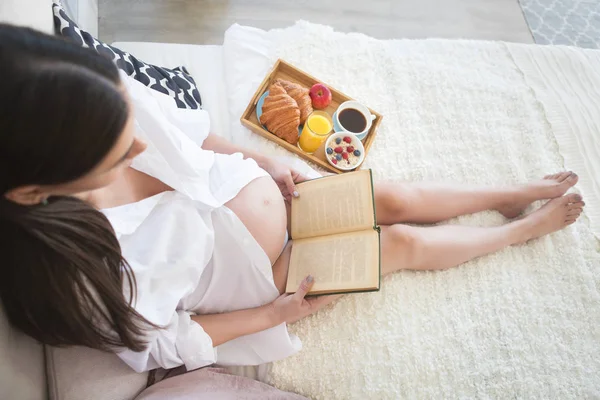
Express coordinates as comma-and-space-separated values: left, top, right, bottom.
135, 368, 307, 400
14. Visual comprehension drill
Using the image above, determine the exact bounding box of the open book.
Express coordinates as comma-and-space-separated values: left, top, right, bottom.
286, 169, 381, 296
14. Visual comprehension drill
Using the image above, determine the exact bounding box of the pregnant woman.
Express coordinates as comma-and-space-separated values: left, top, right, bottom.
0, 26, 585, 373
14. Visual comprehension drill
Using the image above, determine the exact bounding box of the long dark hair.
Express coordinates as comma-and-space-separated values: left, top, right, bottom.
0, 24, 155, 352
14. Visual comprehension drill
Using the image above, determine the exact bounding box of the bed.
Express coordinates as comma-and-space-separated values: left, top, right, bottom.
116, 22, 600, 399
110, 22, 600, 400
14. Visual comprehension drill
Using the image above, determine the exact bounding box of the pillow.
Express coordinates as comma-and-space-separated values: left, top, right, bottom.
52, 2, 202, 110
223, 24, 273, 148
221, 24, 323, 178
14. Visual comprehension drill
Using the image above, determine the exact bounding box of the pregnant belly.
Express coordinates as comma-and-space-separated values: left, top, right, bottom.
225, 176, 287, 264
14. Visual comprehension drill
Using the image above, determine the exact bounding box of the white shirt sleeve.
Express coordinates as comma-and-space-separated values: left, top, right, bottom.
117, 310, 217, 373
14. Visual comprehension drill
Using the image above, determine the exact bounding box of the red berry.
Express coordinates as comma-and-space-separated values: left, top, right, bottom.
334, 147, 343, 153
342, 152, 349, 160
343, 136, 352, 143
332, 158, 338, 165
347, 146, 354, 153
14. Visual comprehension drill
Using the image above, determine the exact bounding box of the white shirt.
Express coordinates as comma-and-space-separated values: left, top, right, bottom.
102, 73, 301, 373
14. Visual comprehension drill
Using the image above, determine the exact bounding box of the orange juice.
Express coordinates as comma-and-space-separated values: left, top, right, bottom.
298, 111, 332, 153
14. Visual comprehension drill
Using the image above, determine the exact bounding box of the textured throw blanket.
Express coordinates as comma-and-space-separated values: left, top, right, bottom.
225, 22, 600, 399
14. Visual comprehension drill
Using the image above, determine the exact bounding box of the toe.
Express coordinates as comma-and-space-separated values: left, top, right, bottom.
557, 171, 572, 182
571, 201, 585, 209
566, 193, 582, 203
566, 219, 577, 225
565, 172, 579, 186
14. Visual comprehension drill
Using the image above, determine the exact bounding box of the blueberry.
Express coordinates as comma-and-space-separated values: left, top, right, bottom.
326, 147, 333, 154
353, 150, 361, 156
336, 154, 342, 161
335, 137, 342, 144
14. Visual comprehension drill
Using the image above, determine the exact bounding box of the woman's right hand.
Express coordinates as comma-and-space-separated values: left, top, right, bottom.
271, 275, 323, 324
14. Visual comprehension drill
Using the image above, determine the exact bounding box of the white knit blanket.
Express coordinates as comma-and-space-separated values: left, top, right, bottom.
224, 22, 600, 399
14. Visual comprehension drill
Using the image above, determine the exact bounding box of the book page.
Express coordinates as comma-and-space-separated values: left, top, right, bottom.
286, 229, 379, 294
291, 170, 375, 239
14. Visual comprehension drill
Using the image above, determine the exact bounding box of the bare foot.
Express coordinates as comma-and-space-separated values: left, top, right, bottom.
496, 171, 579, 219
514, 193, 584, 244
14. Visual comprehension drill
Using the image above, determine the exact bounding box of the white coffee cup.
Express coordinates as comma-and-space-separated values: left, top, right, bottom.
333, 100, 376, 140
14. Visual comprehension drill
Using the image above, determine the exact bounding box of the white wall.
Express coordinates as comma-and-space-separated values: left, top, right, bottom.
0, 0, 98, 36
0, 0, 54, 33
63, 0, 98, 36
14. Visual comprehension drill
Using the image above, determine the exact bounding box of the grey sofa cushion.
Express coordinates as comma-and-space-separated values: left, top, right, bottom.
46, 346, 148, 400
0, 303, 46, 400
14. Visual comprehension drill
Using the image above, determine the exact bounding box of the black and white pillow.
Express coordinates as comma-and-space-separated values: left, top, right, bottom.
52, 2, 202, 110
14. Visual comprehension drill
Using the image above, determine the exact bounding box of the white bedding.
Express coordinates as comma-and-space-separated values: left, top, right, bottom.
222, 22, 600, 399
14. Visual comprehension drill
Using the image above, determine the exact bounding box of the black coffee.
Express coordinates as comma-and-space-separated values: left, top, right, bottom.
339, 108, 367, 133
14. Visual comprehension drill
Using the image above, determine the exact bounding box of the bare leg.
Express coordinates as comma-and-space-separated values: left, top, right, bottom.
381, 193, 584, 273
375, 171, 578, 225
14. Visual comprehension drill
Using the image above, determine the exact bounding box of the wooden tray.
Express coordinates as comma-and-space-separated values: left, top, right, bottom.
241, 59, 382, 174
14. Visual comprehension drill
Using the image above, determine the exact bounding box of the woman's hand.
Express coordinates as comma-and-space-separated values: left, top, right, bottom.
271, 275, 335, 324
259, 158, 308, 202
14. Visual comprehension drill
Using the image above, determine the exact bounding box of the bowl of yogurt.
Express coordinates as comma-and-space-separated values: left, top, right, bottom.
324, 132, 365, 171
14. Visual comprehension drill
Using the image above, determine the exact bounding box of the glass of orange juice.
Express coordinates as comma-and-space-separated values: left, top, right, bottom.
298, 111, 333, 153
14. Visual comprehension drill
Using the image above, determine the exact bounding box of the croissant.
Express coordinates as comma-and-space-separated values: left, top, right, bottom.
276, 79, 313, 124
259, 83, 300, 144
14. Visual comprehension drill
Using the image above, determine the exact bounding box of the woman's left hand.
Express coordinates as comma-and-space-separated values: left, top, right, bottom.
259, 158, 308, 201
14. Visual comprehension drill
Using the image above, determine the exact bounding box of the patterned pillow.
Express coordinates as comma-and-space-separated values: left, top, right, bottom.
52, 2, 202, 110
